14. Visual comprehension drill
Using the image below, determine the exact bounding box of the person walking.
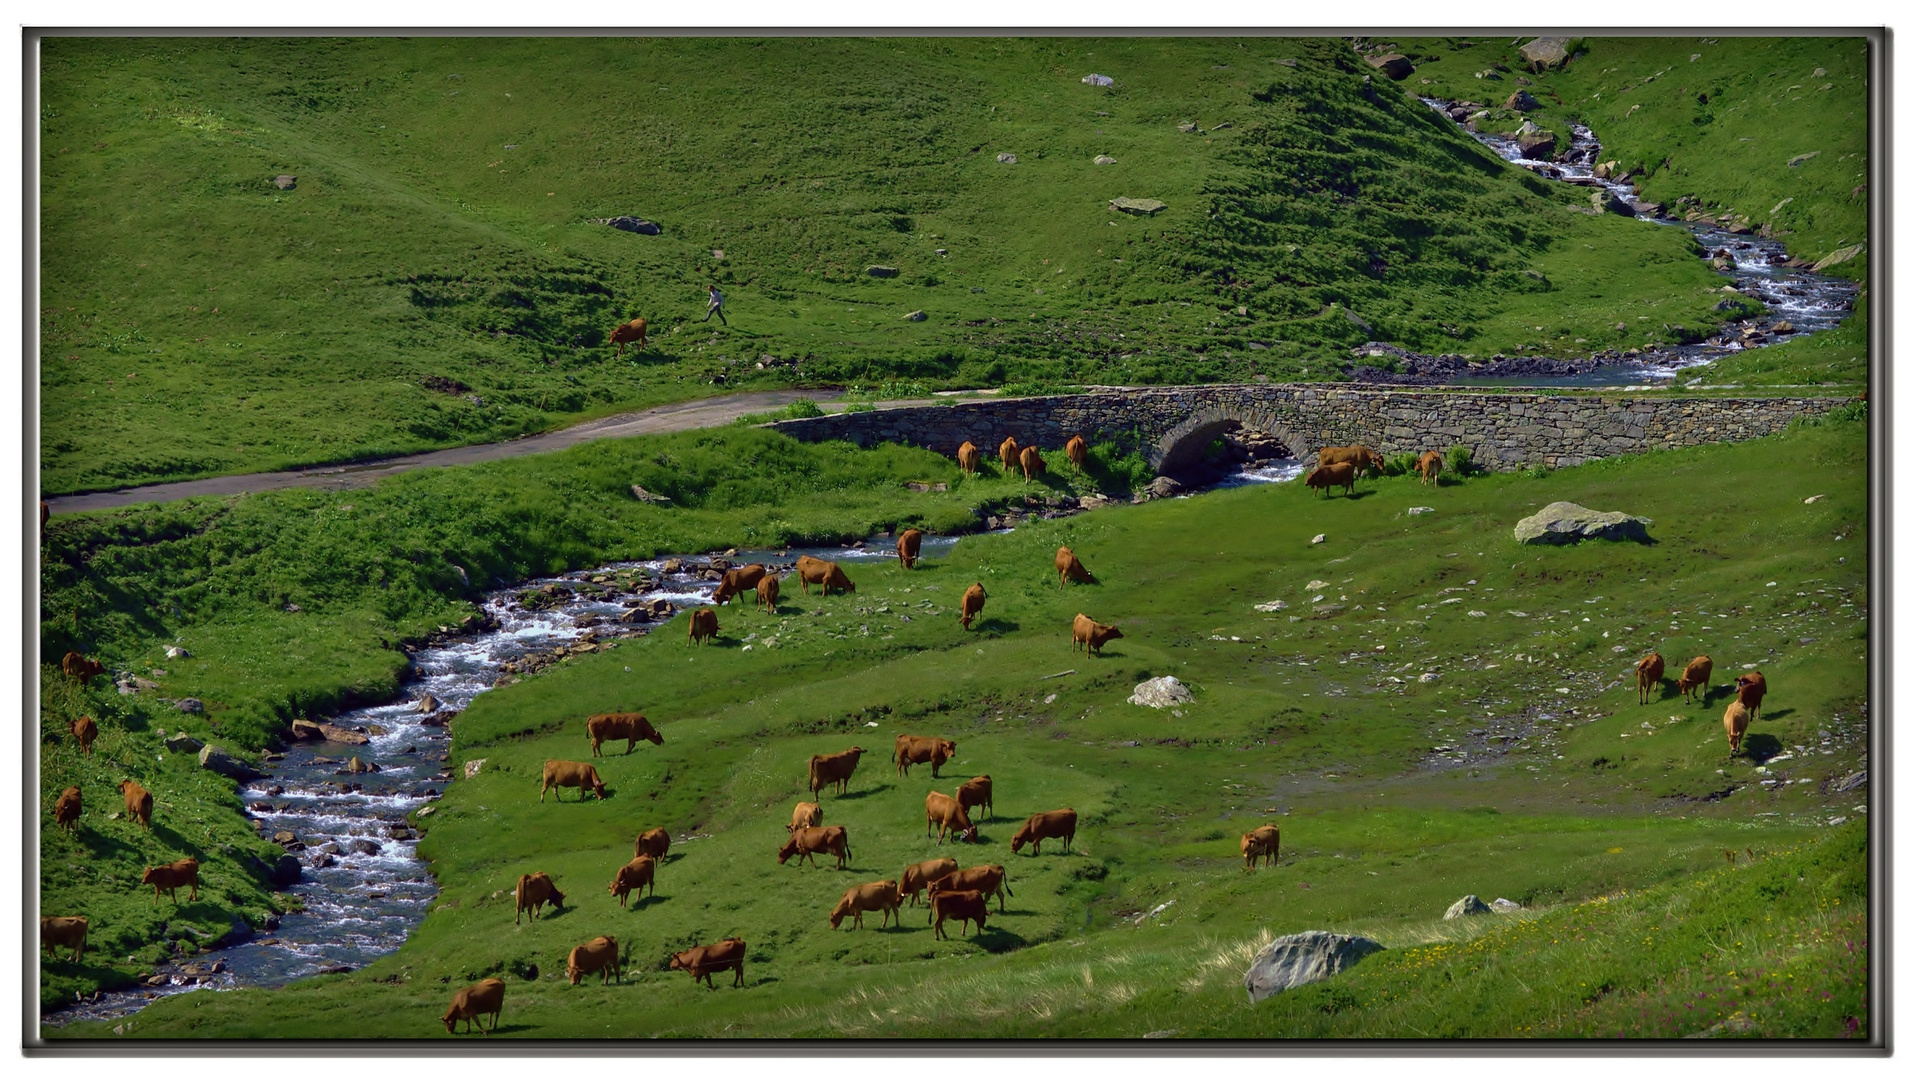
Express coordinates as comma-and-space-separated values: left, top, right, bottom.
700, 283, 728, 326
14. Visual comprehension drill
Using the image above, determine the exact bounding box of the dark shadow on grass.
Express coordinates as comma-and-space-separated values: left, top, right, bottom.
972, 927, 1028, 953
969, 617, 1020, 635
1743, 733, 1785, 763
825, 786, 881, 802
1759, 707, 1796, 723
78, 830, 140, 862
625, 894, 667, 911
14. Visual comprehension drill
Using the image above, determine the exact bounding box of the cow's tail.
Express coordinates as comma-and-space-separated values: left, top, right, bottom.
1000, 871, 1013, 897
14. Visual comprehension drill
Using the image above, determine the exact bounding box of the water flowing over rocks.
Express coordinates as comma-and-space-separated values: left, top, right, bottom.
1244, 931, 1385, 1002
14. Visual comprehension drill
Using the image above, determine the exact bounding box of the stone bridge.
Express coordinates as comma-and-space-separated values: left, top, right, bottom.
769, 384, 1849, 477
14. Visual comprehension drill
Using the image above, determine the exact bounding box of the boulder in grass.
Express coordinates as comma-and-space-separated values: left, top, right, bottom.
1244, 931, 1385, 1003
1110, 196, 1166, 216
164, 731, 205, 754
1367, 54, 1415, 80
1128, 676, 1195, 709
272, 175, 297, 190
199, 744, 265, 781
1444, 894, 1493, 919
1505, 90, 1541, 112
1518, 36, 1575, 71
1514, 501, 1653, 545
1081, 73, 1114, 87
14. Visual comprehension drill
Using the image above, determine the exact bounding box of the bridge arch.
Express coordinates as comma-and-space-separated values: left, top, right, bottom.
1148, 402, 1315, 480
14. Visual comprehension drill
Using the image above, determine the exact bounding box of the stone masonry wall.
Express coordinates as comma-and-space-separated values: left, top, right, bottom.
768, 385, 1848, 474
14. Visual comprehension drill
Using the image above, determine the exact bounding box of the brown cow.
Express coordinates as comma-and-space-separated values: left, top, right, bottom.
1055, 546, 1097, 587
1318, 444, 1385, 476
540, 760, 606, 802
1011, 808, 1077, 855
929, 886, 988, 940
778, 825, 851, 869
829, 880, 901, 930
1678, 655, 1714, 705
957, 441, 981, 476
608, 855, 656, 907
1020, 445, 1046, 483
634, 827, 671, 860
141, 857, 200, 906
928, 864, 1012, 914
42, 916, 89, 963
960, 582, 986, 630
71, 715, 98, 755
1636, 653, 1666, 706
586, 712, 663, 757
897, 529, 924, 570
925, 790, 978, 844
998, 436, 1021, 474
955, 775, 993, 821
608, 317, 648, 355
1072, 613, 1123, 656
1416, 450, 1444, 485
514, 871, 567, 923
442, 977, 505, 1035
1241, 824, 1280, 869
895, 734, 958, 779
898, 856, 960, 908
795, 555, 855, 596
787, 801, 822, 833
53, 786, 82, 834
687, 607, 720, 645
1304, 462, 1357, 498
756, 573, 781, 613
808, 746, 865, 798
669, 937, 746, 988
62, 651, 106, 682
712, 564, 769, 606
1735, 671, 1768, 719
1724, 701, 1752, 755
1065, 434, 1088, 474
119, 779, 153, 829
567, 935, 621, 986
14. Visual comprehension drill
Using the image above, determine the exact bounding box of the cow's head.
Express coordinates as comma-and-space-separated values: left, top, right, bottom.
442, 1009, 460, 1034
776, 838, 798, 864
548, 884, 566, 908
960, 825, 979, 843
587, 774, 606, 800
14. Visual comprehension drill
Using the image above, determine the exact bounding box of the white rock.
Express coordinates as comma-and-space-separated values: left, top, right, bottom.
463, 759, 486, 780
1310, 534, 1326, 545
1804, 494, 1826, 504
1406, 507, 1434, 516
164, 646, 191, 659
1444, 895, 1492, 919
1305, 580, 1330, 591
1253, 600, 1289, 612
1128, 676, 1195, 709
1418, 672, 1440, 683
1244, 931, 1384, 1003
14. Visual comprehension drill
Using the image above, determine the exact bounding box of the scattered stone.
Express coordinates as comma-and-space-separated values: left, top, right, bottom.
413, 693, 442, 714
1489, 898, 1523, 913
1592, 190, 1635, 216
1094, 154, 1117, 165
1310, 534, 1326, 545
996, 152, 1018, 164
1128, 676, 1196, 709
464, 759, 486, 780
1133, 475, 1185, 502
593, 216, 662, 235
1444, 894, 1493, 919
346, 756, 379, 774
1514, 501, 1653, 545
1787, 151, 1820, 168
1518, 36, 1574, 71
1110, 196, 1166, 216
1419, 672, 1440, 683
175, 698, 205, 713
198, 744, 264, 781
1244, 931, 1385, 1003
629, 484, 671, 504
290, 718, 369, 745
1811, 243, 1864, 272
347, 839, 381, 856
1081, 73, 1114, 87
1504, 90, 1541, 111
165, 646, 191, 659
1367, 54, 1415, 80
1253, 600, 1289, 612
902, 310, 927, 322
1832, 770, 1868, 794
272, 174, 296, 190
1176, 121, 1199, 133
163, 731, 205, 754
1514, 123, 1557, 160
1406, 507, 1434, 516
284, 603, 302, 613
866, 265, 900, 277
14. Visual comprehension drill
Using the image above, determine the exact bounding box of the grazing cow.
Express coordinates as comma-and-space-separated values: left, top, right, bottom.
795, 555, 856, 596
998, 437, 1021, 474
1416, 450, 1444, 485
1724, 701, 1752, 755
634, 827, 671, 860
1735, 671, 1768, 719
1304, 463, 1357, 498
53, 786, 82, 835
898, 857, 961, 908
514, 871, 567, 923
586, 712, 663, 757
1635, 653, 1666, 706
669, 937, 746, 988
41, 916, 88, 963
1678, 656, 1714, 705
1020, 445, 1046, 483
960, 582, 986, 630
712, 564, 769, 606
119, 779, 153, 830
442, 977, 505, 1035
607, 317, 648, 355
566, 935, 621, 986
1011, 808, 1077, 855
788, 801, 822, 833
928, 865, 1012, 914
61, 651, 106, 683
778, 825, 851, 869
1317, 444, 1385, 476
1055, 546, 1097, 587
896, 529, 925, 570
957, 441, 981, 476
540, 760, 606, 802
925, 790, 978, 844
1065, 434, 1088, 474
71, 715, 98, 756
895, 734, 958, 779
929, 886, 988, 940
756, 573, 781, 614
1071, 613, 1123, 656
955, 775, 993, 821
141, 857, 200, 906
808, 746, 865, 799
687, 607, 720, 645
608, 855, 657, 907
830, 880, 901, 929
1241, 824, 1280, 869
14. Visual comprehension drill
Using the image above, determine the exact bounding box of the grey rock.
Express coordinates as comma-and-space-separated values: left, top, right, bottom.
1832, 770, 1868, 793
165, 646, 192, 659
1592, 190, 1635, 216
1514, 501, 1653, 545
347, 839, 382, 856
1110, 196, 1166, 216
1418, 672, 1440, 683
1093, 154, 1117, 165
1445, 894, 1493, 919
1518, 36, 1575, 71
1081, 73, 1114, 87
290, 718, 369, 745
1787, 151, 1820, 169
629, 484, 671, 503
1515, 126, 1558, 160
1176, 121, 1199, 133
1244, 931, 1385, 1003
1134, 475, 1184, 502
272, 174, 296, 190
413, 693, 442, 714
866, 265, 900, 278
596, 216, 662, 235
1128, 676, 1196, 709
996, 152, 1018, 164
1367, 54, 1415, 80
175, 698, 205, 713
199, 744, 265, 781
163, 731, 205, 754
1489, 898, 1523, 913
1504, 90, 1540, 112
902, 310, 927, 322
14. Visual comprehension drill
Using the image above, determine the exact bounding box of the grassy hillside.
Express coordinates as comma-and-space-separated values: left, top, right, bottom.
44, 407, 1870, 1038
39, 34, 1803, 494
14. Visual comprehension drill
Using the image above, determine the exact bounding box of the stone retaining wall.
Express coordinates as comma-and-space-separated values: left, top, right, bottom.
769, 385, 1848, 474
